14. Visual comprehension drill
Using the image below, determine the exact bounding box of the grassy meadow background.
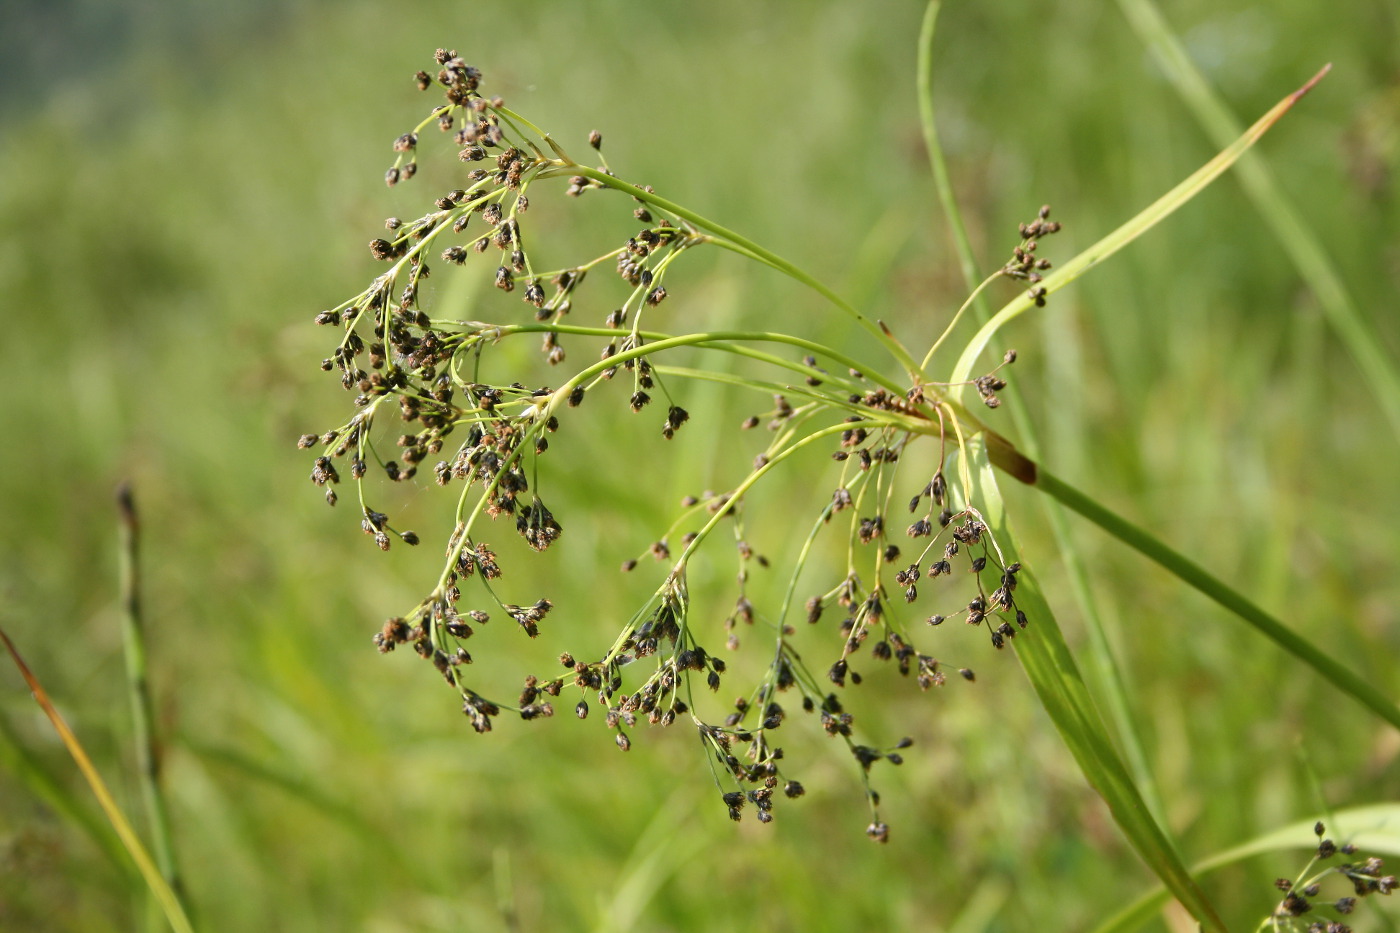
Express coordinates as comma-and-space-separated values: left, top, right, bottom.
2, 1, 1399, 930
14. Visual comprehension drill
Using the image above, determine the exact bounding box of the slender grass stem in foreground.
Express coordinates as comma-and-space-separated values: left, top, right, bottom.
117, 483, 185, 931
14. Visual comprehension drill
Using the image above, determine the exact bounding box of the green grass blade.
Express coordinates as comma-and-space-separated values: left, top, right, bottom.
917, 1, 982, 311
1117, 0, 1400, 441
1034, 468, 1400, 732
949, 64, 1331, 396
595, 786, 708, 933
919, 0, 1166, 823
1092, 803, 1400, 933
0, 625, 197, 933
963, 436, 1226, 932
117, 483, 184, 923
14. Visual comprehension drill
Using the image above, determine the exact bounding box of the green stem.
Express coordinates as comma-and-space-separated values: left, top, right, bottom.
117, 484, 186, 928
1034, 468, 1400, 732
483, 321, 1004, 454
652, 365, 864, 419
553, 164, 926, 378
503, 326, 914, 413
917, 1, 984, 308
485, 321, 867, 406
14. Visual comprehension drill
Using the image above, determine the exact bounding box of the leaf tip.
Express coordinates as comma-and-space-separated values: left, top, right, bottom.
1292, 64, 1331, 103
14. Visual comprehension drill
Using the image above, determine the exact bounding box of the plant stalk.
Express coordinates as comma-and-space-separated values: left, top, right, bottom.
117, 483, 185, 927
1027, 468, 1400, 732
552, 163, 927, 379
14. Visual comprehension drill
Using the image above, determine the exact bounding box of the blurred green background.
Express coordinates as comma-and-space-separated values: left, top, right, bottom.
2, 1, 1398, 930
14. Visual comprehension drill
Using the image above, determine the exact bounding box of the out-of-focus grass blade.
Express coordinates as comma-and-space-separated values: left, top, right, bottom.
117, 482, 184, 929
945, 876, 1010, 933
1032, 467, 1400, 733
1093, 803, 1400, 933
1117, 0, 1400, 441
950, 64, 1330, 396
917, 1, 982, 308
595, 786, 708, 933
0, 625, 196, 933
962, 436, 1226, 933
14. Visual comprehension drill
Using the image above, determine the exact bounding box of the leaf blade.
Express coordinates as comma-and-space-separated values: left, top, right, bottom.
1093, 803, 1400, 933
962, 436, 1226, 932
950, 65, 1330, 396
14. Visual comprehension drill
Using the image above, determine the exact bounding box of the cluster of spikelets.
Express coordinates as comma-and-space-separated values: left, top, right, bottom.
1261, 821, 1396, 933
300, 50, 1050, 837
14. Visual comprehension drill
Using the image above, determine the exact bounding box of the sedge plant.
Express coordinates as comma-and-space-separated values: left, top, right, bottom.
296, 24, 1399, 932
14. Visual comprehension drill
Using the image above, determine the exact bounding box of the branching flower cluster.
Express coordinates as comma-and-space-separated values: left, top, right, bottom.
1261, 822, 1396, 933
300, 50, 1061, 837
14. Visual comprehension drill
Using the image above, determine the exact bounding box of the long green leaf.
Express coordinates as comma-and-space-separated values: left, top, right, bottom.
1116, 0, 1400, 441
0, 625, 196, 933
962, 436, 1226, 932
1093, 803, 1400, 933
1033, 468, 1400, 733
949, 64, 1331, 397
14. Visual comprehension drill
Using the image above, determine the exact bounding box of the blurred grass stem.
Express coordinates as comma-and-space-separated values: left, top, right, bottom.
118, 483, 186, 930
